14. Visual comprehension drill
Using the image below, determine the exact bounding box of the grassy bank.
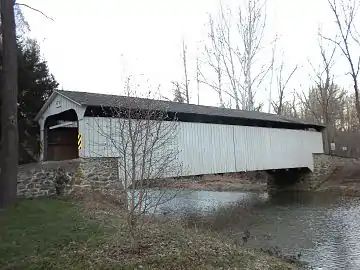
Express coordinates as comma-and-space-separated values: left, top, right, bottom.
0, 197, 297, 269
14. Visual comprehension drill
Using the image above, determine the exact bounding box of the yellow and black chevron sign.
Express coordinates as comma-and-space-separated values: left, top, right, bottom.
77, 133, 82, 149
39, 141, 43, 154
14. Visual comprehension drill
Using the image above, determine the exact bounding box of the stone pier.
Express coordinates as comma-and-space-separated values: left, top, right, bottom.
267, 154, 360, 192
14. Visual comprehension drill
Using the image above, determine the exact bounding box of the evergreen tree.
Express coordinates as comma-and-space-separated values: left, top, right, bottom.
1, 38, 58, 164
17, 38, 58, 163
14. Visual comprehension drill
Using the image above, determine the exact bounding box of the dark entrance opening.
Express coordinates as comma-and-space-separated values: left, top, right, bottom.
44, 109, 79, 161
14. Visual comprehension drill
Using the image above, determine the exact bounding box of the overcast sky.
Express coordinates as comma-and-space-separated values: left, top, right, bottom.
21, 0, 358, 110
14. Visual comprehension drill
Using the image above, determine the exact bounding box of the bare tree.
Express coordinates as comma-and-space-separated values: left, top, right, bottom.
0, 0, 19, 207
172, 81, 185, 103
308, 36, 337, 124
91, 78, 183, 249
199, 14, 225, 107
170, 39, 190, 104
201, 0, 270, 110
267, 35, 278, 113
237, 0, 269, 110
324, 0, 360, 125
218, 4, 241, 109
298, 37, 348, 153
196, 57, 200, 105
271, 60, 298, 115
341, 93, 360, 131
182, 39, 190, 104
280, 90, 300, 119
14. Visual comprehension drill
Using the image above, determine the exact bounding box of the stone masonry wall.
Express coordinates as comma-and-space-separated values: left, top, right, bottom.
17, 158, 121, 198
306, 154, 360, 190
266, 154, 360, 192
17, 154, 360, 196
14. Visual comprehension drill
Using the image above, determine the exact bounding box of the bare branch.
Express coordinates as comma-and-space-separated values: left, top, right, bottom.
272, 57, 298, 115
15, 3, 54, 21
325, 0, 360, 125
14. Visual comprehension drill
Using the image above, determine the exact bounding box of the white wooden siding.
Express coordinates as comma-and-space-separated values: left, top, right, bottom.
41, 94, 83, 120
233, 126, 322, 171
177, 122, 236, 175
83, 117, 323, 175
84, 117, 180, 181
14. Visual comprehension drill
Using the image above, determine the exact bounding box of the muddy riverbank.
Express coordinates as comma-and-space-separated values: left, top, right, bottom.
315, 163, 360, 196
150, 171, 268, 192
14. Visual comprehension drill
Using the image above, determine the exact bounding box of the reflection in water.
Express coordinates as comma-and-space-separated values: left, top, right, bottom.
153, 189, 360, 269
156, 190, 268, 214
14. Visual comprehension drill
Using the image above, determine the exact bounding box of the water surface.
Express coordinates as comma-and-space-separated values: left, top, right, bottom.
153, 189, 360, 269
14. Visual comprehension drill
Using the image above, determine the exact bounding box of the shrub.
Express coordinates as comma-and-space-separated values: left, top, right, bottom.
54, 168, 70, 196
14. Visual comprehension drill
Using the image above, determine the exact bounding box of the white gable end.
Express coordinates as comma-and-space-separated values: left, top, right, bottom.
35, 92, 86, 124
42, 94, 82, 121
36, 91, 87, 161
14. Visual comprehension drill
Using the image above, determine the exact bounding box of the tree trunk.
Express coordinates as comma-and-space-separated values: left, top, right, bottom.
182, 39, 189, 104
322, 127, 330, 155
0, 0, 19, 208
353, 80, 360, 127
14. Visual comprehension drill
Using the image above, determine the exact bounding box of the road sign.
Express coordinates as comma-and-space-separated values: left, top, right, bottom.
78, 133, 82, 150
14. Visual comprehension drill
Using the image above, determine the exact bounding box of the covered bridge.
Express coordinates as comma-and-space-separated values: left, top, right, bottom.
35, 90, 325, 176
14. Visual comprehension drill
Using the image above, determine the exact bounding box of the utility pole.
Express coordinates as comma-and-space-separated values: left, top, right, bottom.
0, 0, 18, 208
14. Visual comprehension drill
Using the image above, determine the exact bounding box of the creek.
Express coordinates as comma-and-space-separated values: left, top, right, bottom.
151, 189, 360, 269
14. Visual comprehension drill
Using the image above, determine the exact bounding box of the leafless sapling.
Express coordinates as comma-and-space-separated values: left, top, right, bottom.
91, 77, 183, 248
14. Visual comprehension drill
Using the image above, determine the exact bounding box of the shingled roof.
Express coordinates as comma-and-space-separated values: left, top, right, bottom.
47, 90, 324, 129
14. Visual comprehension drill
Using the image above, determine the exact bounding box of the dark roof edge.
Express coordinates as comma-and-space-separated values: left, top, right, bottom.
55, 89, 326, 129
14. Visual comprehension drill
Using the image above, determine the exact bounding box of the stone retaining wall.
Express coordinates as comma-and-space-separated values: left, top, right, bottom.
306, 154, 360, 190
18, 154, 360, 197
17, 158, 121, 198
266, 154, 360, 192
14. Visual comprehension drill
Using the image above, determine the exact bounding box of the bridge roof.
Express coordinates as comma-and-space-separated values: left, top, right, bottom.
50, 90, 325, 130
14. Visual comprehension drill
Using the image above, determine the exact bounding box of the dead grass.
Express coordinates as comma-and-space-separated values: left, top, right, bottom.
79, 192, 298, 269
0, 193, 298, 270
